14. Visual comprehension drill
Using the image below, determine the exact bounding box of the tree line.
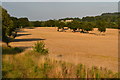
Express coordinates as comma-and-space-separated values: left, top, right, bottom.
53, 20, 107, 33
29, 12, 119, 34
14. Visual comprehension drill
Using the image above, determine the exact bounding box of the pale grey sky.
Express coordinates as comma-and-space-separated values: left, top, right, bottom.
1, 0, 120, 2
2, 2, 118, 21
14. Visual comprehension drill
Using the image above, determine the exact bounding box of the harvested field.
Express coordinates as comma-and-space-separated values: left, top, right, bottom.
9, 27, 118, 72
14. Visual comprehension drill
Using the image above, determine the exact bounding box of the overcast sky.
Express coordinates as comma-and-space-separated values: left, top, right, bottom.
1, 0, 120, 2
2, 2, 118, 21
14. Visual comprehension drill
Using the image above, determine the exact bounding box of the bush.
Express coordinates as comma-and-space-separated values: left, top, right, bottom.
33, 41, 48, 55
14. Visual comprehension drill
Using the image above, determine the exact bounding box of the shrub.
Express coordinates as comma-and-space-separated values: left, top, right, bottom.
33, 41, 48, 55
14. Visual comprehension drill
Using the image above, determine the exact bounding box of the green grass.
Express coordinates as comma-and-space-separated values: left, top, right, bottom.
2, 46, 120, 78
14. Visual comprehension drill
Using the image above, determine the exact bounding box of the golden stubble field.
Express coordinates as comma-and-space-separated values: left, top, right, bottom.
10, 27, 118, 72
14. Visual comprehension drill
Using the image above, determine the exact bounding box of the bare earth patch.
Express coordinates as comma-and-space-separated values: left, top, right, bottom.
10, 27, 118, 72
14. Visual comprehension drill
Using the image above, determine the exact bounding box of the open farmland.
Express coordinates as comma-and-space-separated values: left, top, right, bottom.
9, 27, 118, 72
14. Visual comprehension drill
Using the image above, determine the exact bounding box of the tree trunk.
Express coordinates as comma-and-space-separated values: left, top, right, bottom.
73, 29, 75, 32
6, 42, 11, 48
81, 29, 84, 33
78, 28, 80, 32
57, 27, 59, 31
62, 27, 64, 32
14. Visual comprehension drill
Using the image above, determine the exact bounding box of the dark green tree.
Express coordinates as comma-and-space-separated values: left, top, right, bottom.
32, 21, 42, 27
18, 17, 30, 28
82, 16, 95, 22
2, 7, 14, 47
57, 22, 66, 32
10, 17, 19, 28
82, 22, 93, 33
44, 20, 56, 27
67, 21, 79, 32
96, 21, 107, 33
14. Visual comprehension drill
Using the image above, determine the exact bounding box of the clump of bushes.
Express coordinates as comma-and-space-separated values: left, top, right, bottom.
33, 41, 48, 55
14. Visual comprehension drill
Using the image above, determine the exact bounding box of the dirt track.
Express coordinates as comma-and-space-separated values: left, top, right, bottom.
10, 27, 118, 72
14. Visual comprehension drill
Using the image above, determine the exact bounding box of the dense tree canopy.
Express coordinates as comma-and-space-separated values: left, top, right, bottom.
32, 21, 42, 27
27, 12, 119, 31
57, 22, 66, 31
59, 17, 82, 21
2, 7, 14, 46
82, 22, 94, 32
67, 21, 79, 32
82, 16, 95, 22
96, 20, 107, 33
10, 17, 19, 28
18, 17, 30, 28
44, 20, 56, 27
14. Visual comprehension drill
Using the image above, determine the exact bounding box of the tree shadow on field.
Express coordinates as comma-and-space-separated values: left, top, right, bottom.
84, 32, 99, 36
2, 46, 28, 55
13, 38, 45, 42
25, 27, 35, 29
64, 28, 69, 30
89, 33, 96, 35
89, 32, 106, 36
17, 33, 31, 37
17, 30, 27, 32
75, 31, 81, 32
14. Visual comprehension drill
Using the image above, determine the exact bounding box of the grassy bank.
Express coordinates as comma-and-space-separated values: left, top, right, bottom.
2, 46, 119, 78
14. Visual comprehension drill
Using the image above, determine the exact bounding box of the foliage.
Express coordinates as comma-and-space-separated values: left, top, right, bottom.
96, 21, 107, 33
44, 20, 56, 27
33, 41, 48, 55
82, 22, 94, 32
57, 21, 66, 31
54, 20, 60, 27
10, 17, 19, 28
31, 21, 42, 27
2, 7, 15, 47
82, 16, 95, 22
59, 17, 82, 21
2, 7, 30, 47
18, 17, 30, 28
59, 12, 119, 29
8, 11, 118, 33
67, 21, 79, 32
66, 21, 94, 33
58, 22, 66, 28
